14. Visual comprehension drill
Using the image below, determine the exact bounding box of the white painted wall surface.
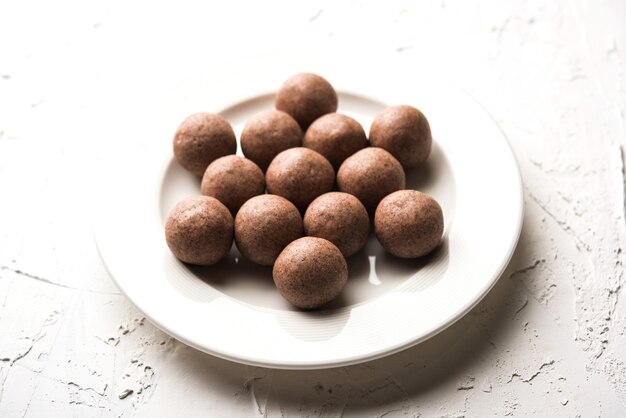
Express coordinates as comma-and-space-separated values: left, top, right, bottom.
1, 0, 625, 416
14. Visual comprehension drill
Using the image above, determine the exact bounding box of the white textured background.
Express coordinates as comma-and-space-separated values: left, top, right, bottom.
1, 0, 626, 416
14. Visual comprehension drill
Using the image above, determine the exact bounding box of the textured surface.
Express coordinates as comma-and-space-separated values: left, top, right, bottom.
165, 196, 234, 265
304, 192, 370, 257
375, 190, 444, 258
337, 147, 406, 210
273, 237, 348, 309
275, 73, 338, 129
303, 113, 368, 170
234, 195, 303, 266
369, 105, 432, 169
200, 155, 265, 215
240, 110, 303, 171
173, 113, 237, 177
266, 147, 335, 212
1, 0, 625, 416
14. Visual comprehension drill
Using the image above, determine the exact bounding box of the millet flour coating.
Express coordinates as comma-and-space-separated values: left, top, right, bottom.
165, 196, 233, 265
266, 147, 335, 212
275, 73, 338, 129
369, 105, 432, 169
200, 155, 265, 215
240, 110, 303, 171
172, 113, 237, 177
374, 190, 444, 258
303, 192, 369, 257
273, 237, 348, 309
303, 113, 368, 170
336, 147, 405, 211
234, 194, 303, 266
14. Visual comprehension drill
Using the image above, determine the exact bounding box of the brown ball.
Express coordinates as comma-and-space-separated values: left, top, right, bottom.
234, 194, 303, 266
369, 105, 432, 169
173, 113, 237, 176
165, 196, 233, 265
240, 110, 303, 171
337, 147, 405, 211
273, 237, 348, 309
266, 147, 335, 212
303, 192, 369, 257
275, 73, 338, 129
200, 155, 265, 215
303, 113, 368, 170
375, 190, 444, 258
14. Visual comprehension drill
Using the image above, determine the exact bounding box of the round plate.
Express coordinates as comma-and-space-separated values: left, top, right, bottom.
93, 51, 523, 369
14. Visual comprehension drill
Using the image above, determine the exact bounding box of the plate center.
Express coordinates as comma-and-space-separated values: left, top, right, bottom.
159, 92, 456, 311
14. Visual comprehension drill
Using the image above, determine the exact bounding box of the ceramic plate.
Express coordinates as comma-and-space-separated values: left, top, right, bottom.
93, 51, 523, 369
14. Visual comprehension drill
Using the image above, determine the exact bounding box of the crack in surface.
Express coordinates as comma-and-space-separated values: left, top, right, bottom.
457, 375, 476, 391
0, 265, 120, 295
0, 309, 61, 406
527, 192, 592, 252
513, 299, 529, 317
67, 381, 108, 397
508, 360, 556, 383
382, 366, 410, 402
6, 363, 113, 414
508, 259, 545, 279
376, 407, 405, 418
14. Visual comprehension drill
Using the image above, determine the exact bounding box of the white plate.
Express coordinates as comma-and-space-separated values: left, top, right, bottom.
93, 51, 523, 369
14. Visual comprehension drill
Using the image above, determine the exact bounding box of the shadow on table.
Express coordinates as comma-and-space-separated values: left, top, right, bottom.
162, 216, 532, 415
